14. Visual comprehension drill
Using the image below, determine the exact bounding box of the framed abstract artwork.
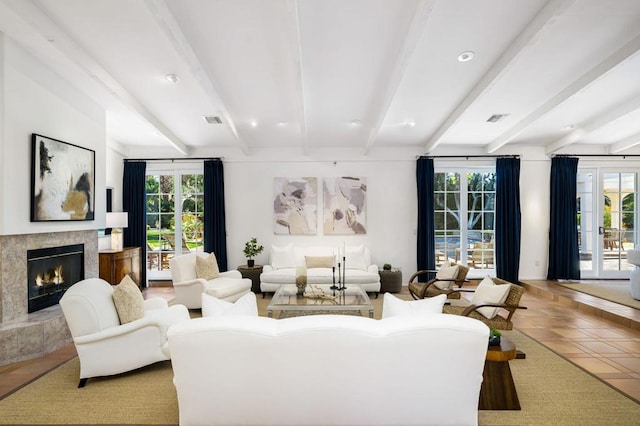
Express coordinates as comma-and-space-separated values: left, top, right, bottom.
323, 176, 367, 234
273, 177, 318, 234
31, 133, 95, 222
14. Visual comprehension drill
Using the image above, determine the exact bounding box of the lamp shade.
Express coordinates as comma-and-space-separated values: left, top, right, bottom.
106, 212, 128, 229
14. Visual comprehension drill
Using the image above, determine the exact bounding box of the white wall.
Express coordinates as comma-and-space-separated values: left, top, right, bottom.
0, 35, 106, 236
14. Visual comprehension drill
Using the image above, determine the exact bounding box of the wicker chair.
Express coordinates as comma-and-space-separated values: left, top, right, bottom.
407, 264, 470, 300
442, 278, 526, 330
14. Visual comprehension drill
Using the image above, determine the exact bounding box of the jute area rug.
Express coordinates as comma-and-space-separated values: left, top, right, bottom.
556, 281, 640, 310
1, 293, 639, 425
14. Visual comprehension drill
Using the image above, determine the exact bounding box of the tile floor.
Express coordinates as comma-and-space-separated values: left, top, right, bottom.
1, 280, 639, 404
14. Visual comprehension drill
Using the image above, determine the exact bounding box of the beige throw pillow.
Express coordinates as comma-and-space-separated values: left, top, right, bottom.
112, 275, 145, 324
305, 255, 334, 268
471, 276, 511, 319
196, 253, 220, 280
433, 263, 460, 290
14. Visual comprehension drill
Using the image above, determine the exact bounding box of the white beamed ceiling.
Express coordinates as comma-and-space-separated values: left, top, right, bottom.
1, 0, 640, 157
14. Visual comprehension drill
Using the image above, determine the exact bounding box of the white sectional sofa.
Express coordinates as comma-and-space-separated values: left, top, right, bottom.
168, 313, 489, 426
259, 244, 381, 294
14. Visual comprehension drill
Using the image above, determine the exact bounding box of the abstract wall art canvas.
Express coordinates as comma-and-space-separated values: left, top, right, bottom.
323, 177, 367, 234
31, 134, 95, 222
273, 177, 318, 234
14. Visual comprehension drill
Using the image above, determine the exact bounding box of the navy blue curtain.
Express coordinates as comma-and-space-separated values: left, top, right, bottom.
123, 161, 147, 287
548, 156, 580, 280
416, 157, 435, 281
495, 158, 521, 284
203, 159, 228, 271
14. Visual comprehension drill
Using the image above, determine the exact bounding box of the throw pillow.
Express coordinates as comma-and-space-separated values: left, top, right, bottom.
271, 244, 296, 269
471, 276, 511, 319
196, 253, 220, 280
305, 256, 334, 268
112, 275, 145, 324
201, 292, 258, 317
433, 263, 460, 290
344, 244, 367, 270
381, 293, 446, 318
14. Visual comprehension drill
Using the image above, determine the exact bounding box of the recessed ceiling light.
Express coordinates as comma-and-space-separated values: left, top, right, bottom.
406, 121, 416, 127
277, 121, 288, 127
165, 73, 180, 83
563, 124, 575, 131
457, 51, 475, 62
250, 120, 258, 128
350, 120, 362, 127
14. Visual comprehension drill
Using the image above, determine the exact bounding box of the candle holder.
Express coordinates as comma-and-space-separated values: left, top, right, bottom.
338, 256, 347, 290
330, 265, 339, 291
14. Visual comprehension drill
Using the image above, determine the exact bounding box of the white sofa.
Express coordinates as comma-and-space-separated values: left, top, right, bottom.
260, 244, 381, 294
170, 253, 252, 309
168, 313, 488, 426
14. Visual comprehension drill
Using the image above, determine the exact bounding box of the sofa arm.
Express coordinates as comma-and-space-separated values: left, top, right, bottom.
173, 278, 207, 289
262, 265, 274, 273
367, 264, 379, 273
144, 297, 169, 311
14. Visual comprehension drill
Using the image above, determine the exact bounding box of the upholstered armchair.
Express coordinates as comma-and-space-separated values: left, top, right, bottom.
59, 278, 190, 387
408, 263, 469, 300
169, 252, 251, 309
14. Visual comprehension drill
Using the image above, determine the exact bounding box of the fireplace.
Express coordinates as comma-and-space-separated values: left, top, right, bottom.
27, 244, 85, 313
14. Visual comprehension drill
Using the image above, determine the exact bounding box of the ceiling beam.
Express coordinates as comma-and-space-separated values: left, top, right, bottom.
364, 0, 435, 155
143, 0, 249, 155
285, 0, 308, 155
609, 131, 640, 153
424, 0, 576, 153
488, 32, 640, 153
4, 0, 190, 156
545, 95, 640, 154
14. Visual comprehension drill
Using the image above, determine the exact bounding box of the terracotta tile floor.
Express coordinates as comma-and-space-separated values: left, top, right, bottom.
1, 281, 639, 405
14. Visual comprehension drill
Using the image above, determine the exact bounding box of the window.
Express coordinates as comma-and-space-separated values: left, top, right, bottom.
434, 170, 496, 274
146, 172, 204, 278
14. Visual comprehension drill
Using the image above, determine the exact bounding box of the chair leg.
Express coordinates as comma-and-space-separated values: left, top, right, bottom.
78, 378, 88, 388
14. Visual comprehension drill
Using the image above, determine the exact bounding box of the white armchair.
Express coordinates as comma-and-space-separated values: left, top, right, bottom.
169, 253, 251, 308
59, 278, 190, 387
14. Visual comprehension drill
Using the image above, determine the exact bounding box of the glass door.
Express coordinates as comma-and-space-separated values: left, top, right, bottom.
599, 172, 636, 278
577, 171, 596, 276
146, 171, 204, 280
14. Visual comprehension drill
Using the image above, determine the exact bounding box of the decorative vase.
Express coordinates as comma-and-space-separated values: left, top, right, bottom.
295, 266, 307, 295
247, 259, 255, 268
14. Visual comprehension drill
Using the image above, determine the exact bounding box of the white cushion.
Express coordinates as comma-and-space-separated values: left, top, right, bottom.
433, 263, 459, 290
202, 292, 258, 317
471, 276, 510, 319
381, 293, 446, 318
345, 244, 367, 270
271, 244, 296, 269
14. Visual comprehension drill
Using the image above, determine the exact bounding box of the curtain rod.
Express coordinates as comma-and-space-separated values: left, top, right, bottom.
553, 154, 640, 158
417, 155, 519, 159
124, 157, 223, 162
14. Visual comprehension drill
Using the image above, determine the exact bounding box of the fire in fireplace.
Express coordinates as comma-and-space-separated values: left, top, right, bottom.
27, 244, 84, 313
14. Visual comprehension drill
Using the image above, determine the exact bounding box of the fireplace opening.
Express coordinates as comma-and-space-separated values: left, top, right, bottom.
27, 244, 84, 313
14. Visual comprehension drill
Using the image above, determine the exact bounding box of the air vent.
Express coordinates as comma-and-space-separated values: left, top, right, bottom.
486, 114, 510, 123
203, 115, 223, 124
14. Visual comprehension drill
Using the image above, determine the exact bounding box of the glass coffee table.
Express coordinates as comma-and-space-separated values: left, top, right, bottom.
267, 284, 374, 318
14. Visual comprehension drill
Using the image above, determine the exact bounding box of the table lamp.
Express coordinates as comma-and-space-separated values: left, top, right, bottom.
106, 212, 128, 251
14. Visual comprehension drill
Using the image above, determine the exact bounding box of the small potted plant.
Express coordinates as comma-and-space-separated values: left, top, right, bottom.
382, 263, 392, 271
243, 237, 264, 268
488, 328, 502, 346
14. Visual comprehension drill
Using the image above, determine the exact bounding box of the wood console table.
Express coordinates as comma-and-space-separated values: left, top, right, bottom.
99, 247, 141, 287
479, 337, 521, 410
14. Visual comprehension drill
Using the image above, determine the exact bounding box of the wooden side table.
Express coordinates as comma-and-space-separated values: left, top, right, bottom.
479, 337, 521, 410
237, 265, 263, 294
99, 247, 141, 287
379, 269, 402, 293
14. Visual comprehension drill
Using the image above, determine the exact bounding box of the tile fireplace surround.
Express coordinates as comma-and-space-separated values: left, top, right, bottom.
0, 230, 98, 366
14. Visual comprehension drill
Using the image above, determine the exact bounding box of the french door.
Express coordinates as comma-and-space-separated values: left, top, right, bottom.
578, 169, 637, 278
146, 171, 204, 280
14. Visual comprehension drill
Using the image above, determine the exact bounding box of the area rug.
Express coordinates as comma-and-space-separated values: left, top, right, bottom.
556, 282, 640, 310
1, 329, 639, 424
